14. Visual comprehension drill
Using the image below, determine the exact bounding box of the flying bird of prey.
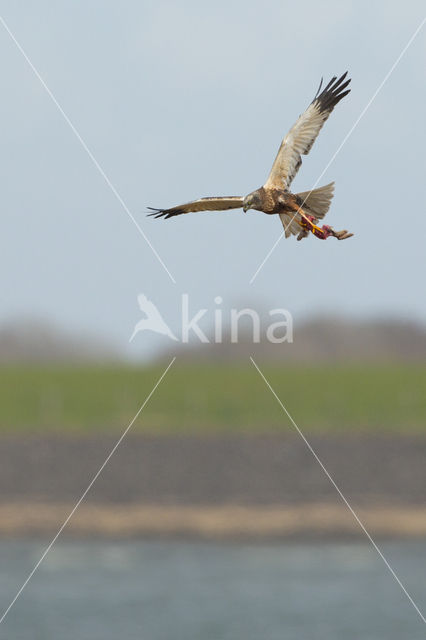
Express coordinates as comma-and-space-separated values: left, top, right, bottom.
148, 73, 353, 241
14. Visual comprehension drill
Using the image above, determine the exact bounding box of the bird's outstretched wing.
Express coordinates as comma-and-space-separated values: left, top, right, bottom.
148, 196, 244, 219
264, 73, 351, 190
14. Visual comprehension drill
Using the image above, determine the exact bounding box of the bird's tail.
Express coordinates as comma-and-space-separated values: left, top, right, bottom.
296, 182, 335, 220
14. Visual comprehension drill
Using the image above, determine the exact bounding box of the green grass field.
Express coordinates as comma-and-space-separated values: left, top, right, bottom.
0, 363, 425, 434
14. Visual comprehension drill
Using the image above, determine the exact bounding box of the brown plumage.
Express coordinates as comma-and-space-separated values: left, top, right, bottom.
148, 73, 353, 241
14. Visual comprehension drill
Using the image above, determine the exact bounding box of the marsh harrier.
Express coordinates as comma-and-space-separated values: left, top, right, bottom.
148, 73, 353, 241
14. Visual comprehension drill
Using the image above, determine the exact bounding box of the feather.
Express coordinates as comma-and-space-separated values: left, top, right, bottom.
147, 196, 244, 219
264, 73, 351, 190
296, 182, 335, 219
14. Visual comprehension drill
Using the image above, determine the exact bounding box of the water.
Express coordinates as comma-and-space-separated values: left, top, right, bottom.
0, 539, 425, 639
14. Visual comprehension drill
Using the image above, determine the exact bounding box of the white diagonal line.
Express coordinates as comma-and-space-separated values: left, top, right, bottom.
250, 356, 426, 625
249, 231, 285, 285
0, 15, 176, 285
0, 357, 176, 625
249, 15, 426, 284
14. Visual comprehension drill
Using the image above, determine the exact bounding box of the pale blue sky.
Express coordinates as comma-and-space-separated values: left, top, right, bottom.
1, 1, 425, 359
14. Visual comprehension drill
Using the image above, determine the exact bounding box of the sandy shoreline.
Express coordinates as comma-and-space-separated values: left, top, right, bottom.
1, 503, 426, 539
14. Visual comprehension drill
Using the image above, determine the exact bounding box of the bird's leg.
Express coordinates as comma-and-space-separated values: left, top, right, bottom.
298, 212, 353, 240
299, 213, 331, 239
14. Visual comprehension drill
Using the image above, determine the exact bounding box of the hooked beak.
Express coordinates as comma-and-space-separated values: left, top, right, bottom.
243, 204, 249, 213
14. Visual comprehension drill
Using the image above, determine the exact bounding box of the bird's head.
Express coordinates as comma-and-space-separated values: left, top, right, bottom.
243, 191, 261, 213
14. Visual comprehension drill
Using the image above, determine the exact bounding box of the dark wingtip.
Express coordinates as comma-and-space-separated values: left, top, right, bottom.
314, 76, 324, 99
147, 207, 167, 219
313, 72, 352, 112
146, 206, 180, 220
